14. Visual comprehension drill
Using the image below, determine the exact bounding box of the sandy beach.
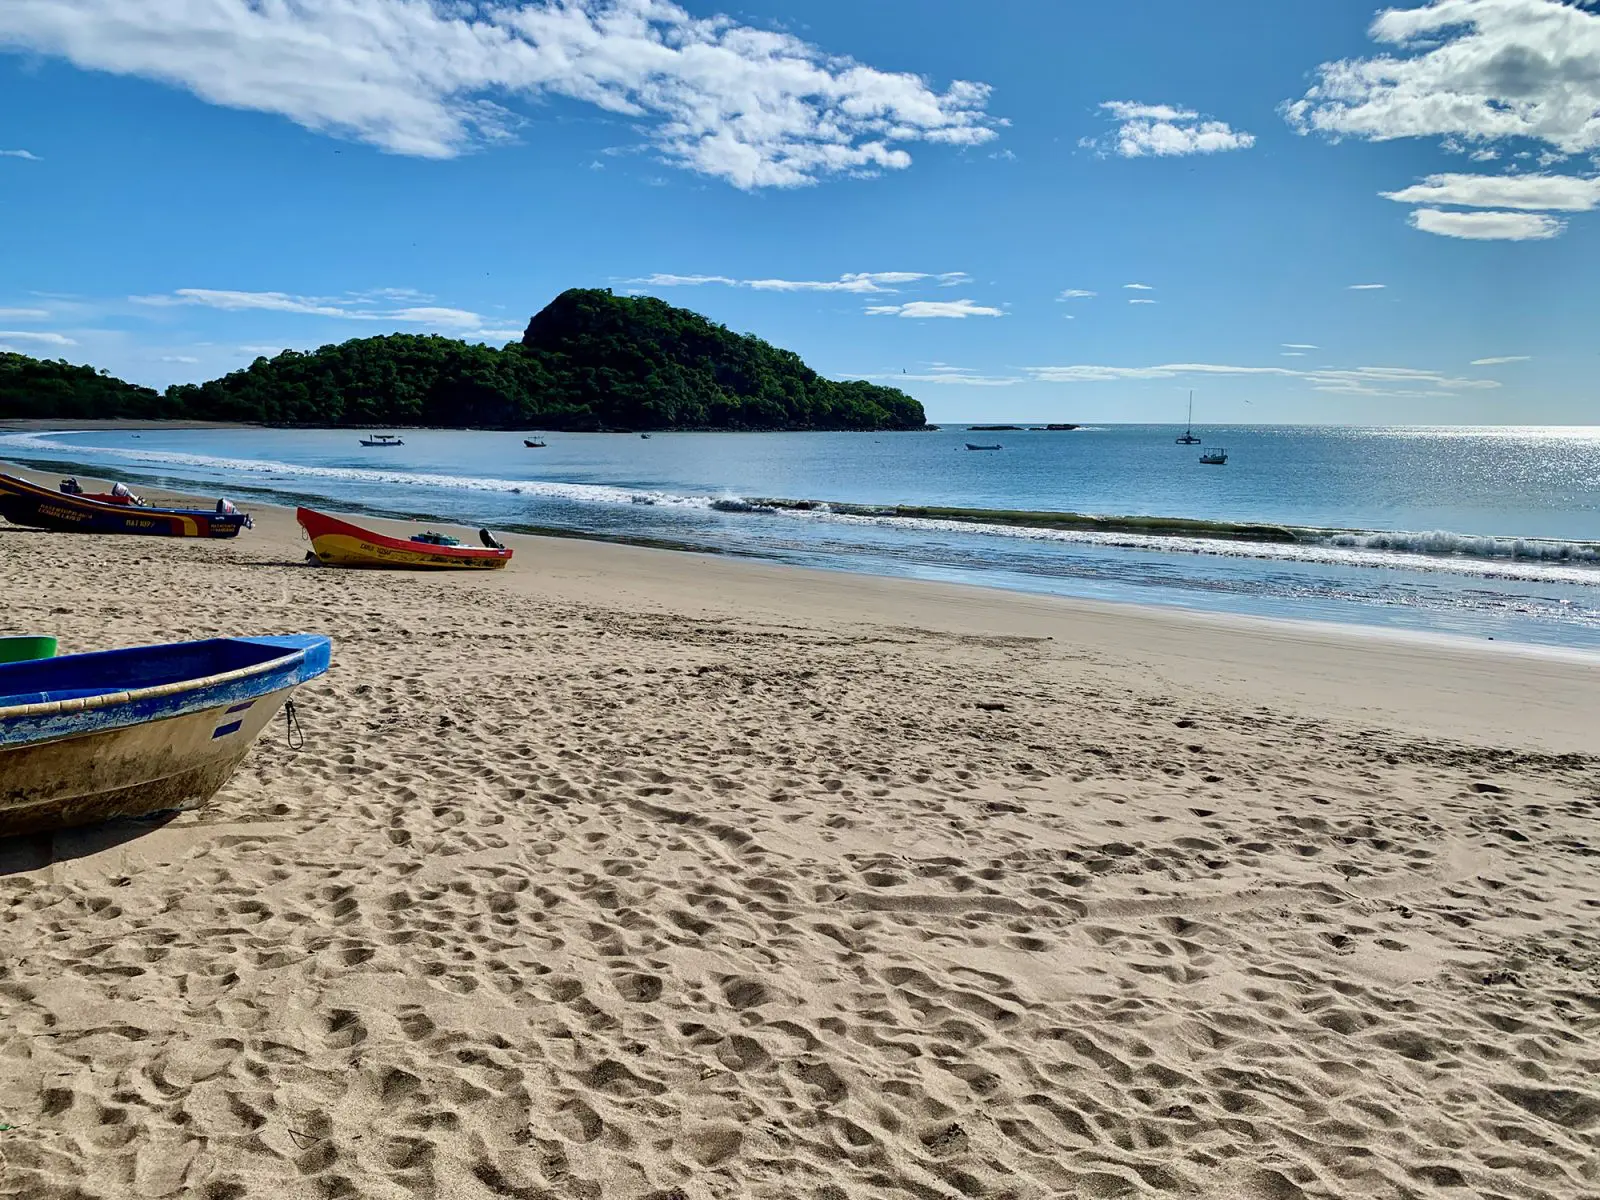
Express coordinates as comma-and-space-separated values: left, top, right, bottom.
1, 466, 1597, 1200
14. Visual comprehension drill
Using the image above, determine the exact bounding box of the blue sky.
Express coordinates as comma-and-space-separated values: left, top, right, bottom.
2, 0, 1597, 424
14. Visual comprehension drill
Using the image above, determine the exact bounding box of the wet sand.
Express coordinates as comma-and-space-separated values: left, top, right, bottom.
2, 469, 1597, 1199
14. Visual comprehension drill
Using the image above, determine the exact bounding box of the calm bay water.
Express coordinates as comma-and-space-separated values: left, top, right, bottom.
4, 424, 1598, 650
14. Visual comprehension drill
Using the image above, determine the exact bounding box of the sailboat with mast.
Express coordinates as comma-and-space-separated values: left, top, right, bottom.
1175, 391, 1202, 444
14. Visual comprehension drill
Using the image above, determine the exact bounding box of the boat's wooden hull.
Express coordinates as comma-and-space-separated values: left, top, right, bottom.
0, 472, 249, 537
0, 634, 331, 837
0, 690, 289, 836
297, 507, 511, 570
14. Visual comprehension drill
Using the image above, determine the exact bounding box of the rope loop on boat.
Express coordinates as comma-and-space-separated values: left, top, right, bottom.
284, 698, 306, 751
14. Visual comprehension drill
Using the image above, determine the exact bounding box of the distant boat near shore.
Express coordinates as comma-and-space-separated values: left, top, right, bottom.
524, 438, 547, 448
359, 434, 404, 447
965, 442, 1003, 451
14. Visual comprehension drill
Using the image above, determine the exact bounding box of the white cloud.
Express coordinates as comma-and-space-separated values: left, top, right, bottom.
0, 329, 75, 345
0, 149, 40, 160
160, 354, 200, 363
1471, 355, 1531, 365
870, 366, 1022, 386
239, 344, 287, 355
1381, 172, 1600, 211
630, 270, 968, 294
1093, 100, 1255, 158
1409, 207, 1565, 239
131, 288, 496, 327
865, 299, 1005, 318
1283, 343, 1319, 349
470, 328, 525, 342
0, 0, 997, 189
1284, 0, 1600, 156
1056, 289, 1096, 299
0, 307, 50, 319
1123, 282, 1154, 290
1128, 298, 1157, 305
1024, 360, 1499, 398
1348, 283, 1386, 289
1282, 352, 1305, 357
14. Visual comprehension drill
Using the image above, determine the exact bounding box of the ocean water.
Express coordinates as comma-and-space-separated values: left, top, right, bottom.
3, 424, 1598, 650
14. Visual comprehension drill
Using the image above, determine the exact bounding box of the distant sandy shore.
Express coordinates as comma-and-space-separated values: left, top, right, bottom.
2, 464, 1597, 1199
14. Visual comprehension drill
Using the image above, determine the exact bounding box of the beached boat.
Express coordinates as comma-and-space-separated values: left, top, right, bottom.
0, 634, 331, 837
360, 434, 405, 447
297, 506, 512, 570
0, 472, 252, 538
1199, 447, 1228, 465
965, 443, 1002, 451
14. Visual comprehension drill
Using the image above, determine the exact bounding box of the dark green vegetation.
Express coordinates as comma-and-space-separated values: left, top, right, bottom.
1, 289, 926, 432
1, 354, 167, 419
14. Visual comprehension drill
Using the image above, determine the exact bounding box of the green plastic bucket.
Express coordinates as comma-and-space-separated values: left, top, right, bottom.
0, 635, 57, 664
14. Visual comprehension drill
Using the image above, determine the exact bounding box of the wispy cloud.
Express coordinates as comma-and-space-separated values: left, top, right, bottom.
160, 354, 200, 363
1348, 283, 1386, 290
132, 288, 489, 328
1409, 208, 1564, 240
1381, 172, 1600, 212
1089, 100, 1255, 158
1128, 298, 1157, 305
0, 307, 50, 319
868, 365, 1023, 386
0, 0, 998, 189
1123, 282, 1154, 290
1024, 361, 1499, 398
1471, 355, 1531, 366
0, 149, 40, 160
1282, 343, 1318, 349
865, 299, 1005, 319
1056, 289, 1096, 300
629, 271, 969, 294
0, 329, 75, 345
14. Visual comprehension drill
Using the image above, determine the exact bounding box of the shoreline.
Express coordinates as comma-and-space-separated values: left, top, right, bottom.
4, 460, 1598, 750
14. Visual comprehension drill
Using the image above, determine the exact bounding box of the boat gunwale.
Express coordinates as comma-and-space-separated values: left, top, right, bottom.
0, 639, 320, 722
0, 471, 246, 521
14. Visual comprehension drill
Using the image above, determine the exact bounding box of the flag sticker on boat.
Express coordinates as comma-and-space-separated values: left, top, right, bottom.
225, 701, 255, 714
212, 719, 244, 739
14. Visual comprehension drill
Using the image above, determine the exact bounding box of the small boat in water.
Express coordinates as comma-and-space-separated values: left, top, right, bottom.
0, 635, 331, 837
1176, 392, 1202, 444
965, 443, 1002, 451
0, 472, 252, 538
297, 506, 512, 570
359, 434, 405, 447
1199, 447, 1228, 465
524, 439, 547, 448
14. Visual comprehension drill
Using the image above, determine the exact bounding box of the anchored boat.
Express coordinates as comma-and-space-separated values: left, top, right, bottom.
0, 635, 331, 837
0, 472, 252, 538
359, 434, 405, 447
1199, 447, 1229, 466
297, 506, 512, 570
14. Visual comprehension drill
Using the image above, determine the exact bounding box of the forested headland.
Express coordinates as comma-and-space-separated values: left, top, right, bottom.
0, 289, 926, 432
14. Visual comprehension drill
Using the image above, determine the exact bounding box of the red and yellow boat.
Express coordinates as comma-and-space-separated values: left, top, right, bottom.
296, 506, 512, 570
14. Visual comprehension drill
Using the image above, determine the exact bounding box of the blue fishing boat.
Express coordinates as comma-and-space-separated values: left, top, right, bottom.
0, 635, 331, 837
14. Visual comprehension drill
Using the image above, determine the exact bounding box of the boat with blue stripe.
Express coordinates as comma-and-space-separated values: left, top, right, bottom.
0, 635, 331, 837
